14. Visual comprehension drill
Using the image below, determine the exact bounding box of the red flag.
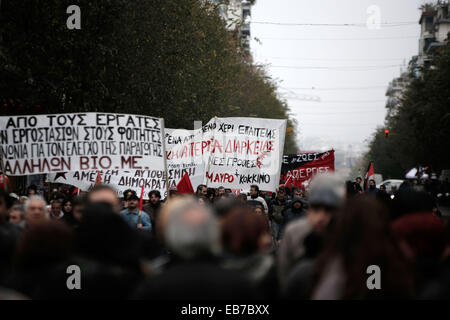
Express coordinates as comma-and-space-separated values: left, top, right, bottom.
94, 171, 102, 185
0, 174, 9, 191
176, 172, 194, 194
139, 184, 145, 212
364, 161, 375, 190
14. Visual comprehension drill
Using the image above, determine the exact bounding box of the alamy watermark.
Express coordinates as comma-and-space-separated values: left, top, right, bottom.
66, 5, 81, 30
366, 5, 381, 30
66, 265, 81, 290
366, 265, 381, 290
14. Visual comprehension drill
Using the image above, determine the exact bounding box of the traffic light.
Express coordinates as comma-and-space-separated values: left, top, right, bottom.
384, 129, 389, 138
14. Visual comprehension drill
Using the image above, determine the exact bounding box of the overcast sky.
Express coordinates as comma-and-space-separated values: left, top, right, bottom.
250, 0, 429, 152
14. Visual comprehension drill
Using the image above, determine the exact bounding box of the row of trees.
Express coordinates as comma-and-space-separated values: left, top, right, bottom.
0, 0, 298, 153
365, 42, 450, 179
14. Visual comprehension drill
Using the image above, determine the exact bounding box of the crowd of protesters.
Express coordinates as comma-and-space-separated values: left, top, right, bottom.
0, 173, 449, 300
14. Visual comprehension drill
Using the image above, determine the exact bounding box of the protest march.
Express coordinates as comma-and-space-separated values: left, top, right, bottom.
1, 111, 449, 303
1, 0, 449, 307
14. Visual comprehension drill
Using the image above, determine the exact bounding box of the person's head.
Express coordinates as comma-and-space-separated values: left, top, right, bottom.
126, 194, 139, 211
148, 190, 161, 205
292, 197, 303, 210
75, 202, 140, 270
379, 184, 387, 193
168, 186, 178, 198
87, 185, 121, 214
26, 185, 37, 196
9, 205, 24, 224
355, 177, 362, 184
123, 189, 136, 201
51, 199, 63, 217
62, 198, 73, 214
71, 195, 86, 222
196, 184, 207, 197
221, 207, 271, 256
369, 179, 376, 189
24, 195, 48, 226
250, 185, 259, 198
217, 186, 225, 196
254, 205, 264, 216
391, 212, 446, 263
165, 197, 219, 260
307, 173, 345, 233
13, 220, 74, 271
277, 187, 287, 200
206, 188, 216, 201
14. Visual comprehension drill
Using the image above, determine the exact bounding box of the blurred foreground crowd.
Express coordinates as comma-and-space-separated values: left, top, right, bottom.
0, 174, 449, 300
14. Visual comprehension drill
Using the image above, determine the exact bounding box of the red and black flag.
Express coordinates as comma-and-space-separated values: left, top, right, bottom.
280, 150, 335, 190
364, 161, 375, 190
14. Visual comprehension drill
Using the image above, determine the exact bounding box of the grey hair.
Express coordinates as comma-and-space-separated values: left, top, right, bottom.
24, 195, 47, 212
9, 204, 25, 218
166, 199, 220, 260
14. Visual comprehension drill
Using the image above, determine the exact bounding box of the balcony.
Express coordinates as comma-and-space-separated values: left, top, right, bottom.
241, 22, 250, 36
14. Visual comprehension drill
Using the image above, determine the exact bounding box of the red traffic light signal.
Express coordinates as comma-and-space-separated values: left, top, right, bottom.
384, 129, 389, 138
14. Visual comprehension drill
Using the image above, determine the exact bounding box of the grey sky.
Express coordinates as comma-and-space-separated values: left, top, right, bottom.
250, 0, 429, 151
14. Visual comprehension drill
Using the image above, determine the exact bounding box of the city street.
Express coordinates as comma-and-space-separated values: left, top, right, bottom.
0, 0, 449, 306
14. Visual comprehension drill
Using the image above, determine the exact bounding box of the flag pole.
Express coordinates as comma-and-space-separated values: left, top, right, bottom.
137, 184, 144, 227
160, 118, 170, 200
203, 116, 217, 187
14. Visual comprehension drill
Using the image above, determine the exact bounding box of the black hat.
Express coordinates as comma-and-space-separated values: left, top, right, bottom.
127, 194, 139, 201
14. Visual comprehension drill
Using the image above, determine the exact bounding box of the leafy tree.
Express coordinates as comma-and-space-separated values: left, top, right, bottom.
364, 42, 450, 178
0, 0, 297, 152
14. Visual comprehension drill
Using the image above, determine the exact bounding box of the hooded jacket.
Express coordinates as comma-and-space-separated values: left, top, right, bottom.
284, 197, 307, 225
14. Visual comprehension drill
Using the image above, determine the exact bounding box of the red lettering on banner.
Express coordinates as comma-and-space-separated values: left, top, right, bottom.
121, 156, 142, 169
3, 158, 71, 175
205, 171, 234, 183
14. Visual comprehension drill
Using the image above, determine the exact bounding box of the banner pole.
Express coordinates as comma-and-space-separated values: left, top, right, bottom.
203, 116, 217, 187
160, 118, 170, 200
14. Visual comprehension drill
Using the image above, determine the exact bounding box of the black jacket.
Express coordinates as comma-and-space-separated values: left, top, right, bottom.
133, 257, 256, 300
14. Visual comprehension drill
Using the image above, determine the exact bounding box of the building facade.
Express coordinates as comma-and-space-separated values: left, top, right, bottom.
385, 1, 449, 117
210, 0, 255, 55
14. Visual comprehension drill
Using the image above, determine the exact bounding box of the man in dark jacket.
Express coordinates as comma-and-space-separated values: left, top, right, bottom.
366, 179, 379, 195
143, 190, 162, 235
269, 187, 289, 242
279, 196, 307, 240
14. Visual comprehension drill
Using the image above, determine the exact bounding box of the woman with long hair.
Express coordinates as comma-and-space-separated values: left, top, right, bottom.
311, 196, 414, 299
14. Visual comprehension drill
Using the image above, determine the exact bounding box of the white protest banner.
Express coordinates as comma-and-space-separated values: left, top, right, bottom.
204, 117, 286, 192
165, 127, 209, 190
47, 166, 197, 199
0, 113, 165, 176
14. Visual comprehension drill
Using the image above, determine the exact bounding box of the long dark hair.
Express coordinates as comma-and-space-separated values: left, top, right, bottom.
313, 196, 414, 299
